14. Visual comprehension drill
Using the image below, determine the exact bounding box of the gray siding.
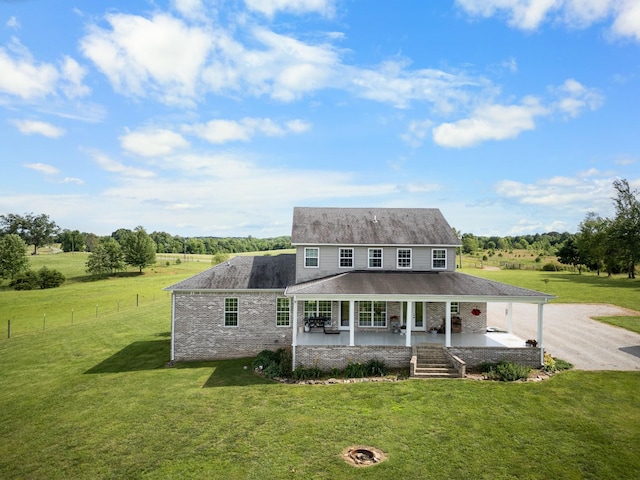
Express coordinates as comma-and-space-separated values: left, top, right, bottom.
296, 245, 456, 282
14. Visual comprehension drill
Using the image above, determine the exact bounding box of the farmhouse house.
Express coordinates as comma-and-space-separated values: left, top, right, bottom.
166, 207, 554, 375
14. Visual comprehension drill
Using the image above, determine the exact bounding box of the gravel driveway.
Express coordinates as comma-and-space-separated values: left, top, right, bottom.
487, 303, 640, 371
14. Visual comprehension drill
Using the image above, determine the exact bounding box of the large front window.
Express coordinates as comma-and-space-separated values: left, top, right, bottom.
358, 301, 387, 327
432, 249, 446, 269
224, 298, 238, 327
304, 300, 332, 324
368, 248, 382, 268
339, 248, 353, 268
276, 297, 290, 326
397, 249, 412, 268
304, 247, 319, 267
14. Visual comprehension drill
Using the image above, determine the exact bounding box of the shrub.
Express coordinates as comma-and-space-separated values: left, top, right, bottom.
345, 361, 367, 378
37, 266, 65, 289
542, 262, 562, 271
252, 348, 292, 378
365, 358, 388, 377
10, 270, 39, 290
292, 366, 322, 381
480, 361, 531, 381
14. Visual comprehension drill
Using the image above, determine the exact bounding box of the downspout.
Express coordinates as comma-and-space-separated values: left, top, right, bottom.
537, 302, 544, 366
170, 291, 176, 361
349, 299, 355, 346
292, 296, 298, 371
445, 301, 452, 347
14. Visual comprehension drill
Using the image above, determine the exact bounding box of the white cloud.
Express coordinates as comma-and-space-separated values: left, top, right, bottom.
184, 117, 310, 144
173, 0, 207, 20
80, 13, 212, 105
494, 174, 614, 213
12, 119, 66, 138
400, 119, 434, 148
89, 151, 156, 178
0, 40, 58, 99
611, 0, 640, 42
552, 79, 603, 117
457, 0, 640, 41
7, 16, 20, 29
62, 177, 85, 185
24, 163, 60, 175
432, 96, 547, 148
120, 128, 189, 157
244, 0, 335, 18
60, 56, 90, 98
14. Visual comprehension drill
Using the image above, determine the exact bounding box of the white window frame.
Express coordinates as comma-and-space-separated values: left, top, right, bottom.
276, 297, 290, 327
450, 302, 459, 314
368, 248, 383, 268
304, 247, 319, 268
224, 297, 238, 327
339, 247, 354, 268
358, 301, 387, 328
432, 249, 447, 270
397, 248, 412, 269
304, 300, 332, 325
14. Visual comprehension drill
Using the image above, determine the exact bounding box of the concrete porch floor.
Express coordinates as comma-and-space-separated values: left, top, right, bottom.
296, 330, 527, 348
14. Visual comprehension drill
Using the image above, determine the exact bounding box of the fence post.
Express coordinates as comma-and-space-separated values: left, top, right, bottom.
136, 294, 139, 307
43, 314, 46, 332
95, 304, 98, 318
7, 320, 10, 339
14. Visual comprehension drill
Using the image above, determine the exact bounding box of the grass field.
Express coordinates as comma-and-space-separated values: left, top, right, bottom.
1, 252, 639, 478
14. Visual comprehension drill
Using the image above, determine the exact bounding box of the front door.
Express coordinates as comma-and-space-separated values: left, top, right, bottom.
340, 301, 350, 330
403, 301, 426, 331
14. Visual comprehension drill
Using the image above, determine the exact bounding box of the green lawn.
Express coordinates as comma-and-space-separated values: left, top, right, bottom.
1, 253, 639, 478
1, 304, 638, 479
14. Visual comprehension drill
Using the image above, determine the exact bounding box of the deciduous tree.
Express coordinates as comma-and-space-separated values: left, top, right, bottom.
0, 234, 29, 280
122, 226, 156, 273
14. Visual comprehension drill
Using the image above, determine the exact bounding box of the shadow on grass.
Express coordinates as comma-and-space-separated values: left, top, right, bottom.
85, 339, 171, 373
85, 340, 274, 387
547, 273, 640, 290
199, 357, 277, 388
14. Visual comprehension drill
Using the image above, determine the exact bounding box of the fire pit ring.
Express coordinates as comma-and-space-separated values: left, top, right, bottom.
342, 445, 386, 467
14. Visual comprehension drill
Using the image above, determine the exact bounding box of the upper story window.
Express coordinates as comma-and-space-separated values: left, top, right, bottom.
224, 298, 238, 327
397, 248, 412, 268
339, 248, 354, 268
432, 249, 447, 269
368, 248, 382, 268
304, 247, 319, 268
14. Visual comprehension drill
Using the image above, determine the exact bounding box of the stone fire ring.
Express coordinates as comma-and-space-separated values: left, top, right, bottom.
342, 445, 387, 467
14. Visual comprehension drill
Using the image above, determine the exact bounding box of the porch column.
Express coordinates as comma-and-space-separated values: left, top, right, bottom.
349, 299, 355, 346
537, 303, 544, 366
507, 302, 514, 334
445, 301, 452, 347
405, 301, 412, 347
292, 296, 298, 370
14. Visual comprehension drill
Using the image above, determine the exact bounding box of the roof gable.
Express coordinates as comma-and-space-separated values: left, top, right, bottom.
291, 207, 461, 245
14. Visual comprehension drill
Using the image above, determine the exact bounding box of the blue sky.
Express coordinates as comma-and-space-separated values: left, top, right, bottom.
1, 0, 639, 238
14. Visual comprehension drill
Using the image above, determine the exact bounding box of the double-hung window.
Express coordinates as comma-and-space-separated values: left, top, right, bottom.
358, 301, 387, 327
339, 248, 354, 268
304, 247, 319, 268
397, 248, 412, 269
224, 298, 238, 327
368, 248, 382, 268
276, 297, 290, 326
432, 249, 447, 269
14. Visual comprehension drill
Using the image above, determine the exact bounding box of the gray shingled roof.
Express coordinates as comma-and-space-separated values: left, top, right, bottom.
165, 254, 296, 290
285, 271, 554, 302
291, 207, 461, 246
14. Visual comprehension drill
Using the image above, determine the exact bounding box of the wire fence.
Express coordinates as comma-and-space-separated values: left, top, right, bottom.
4, 292, 172, 339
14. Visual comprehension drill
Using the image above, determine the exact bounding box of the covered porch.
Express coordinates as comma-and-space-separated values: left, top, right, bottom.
296, 329, 527, 348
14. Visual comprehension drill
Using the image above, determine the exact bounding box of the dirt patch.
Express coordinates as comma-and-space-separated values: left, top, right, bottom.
342, 445, 387, 467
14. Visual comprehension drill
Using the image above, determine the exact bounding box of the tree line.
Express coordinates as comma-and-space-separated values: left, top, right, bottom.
1, 178, 639, 283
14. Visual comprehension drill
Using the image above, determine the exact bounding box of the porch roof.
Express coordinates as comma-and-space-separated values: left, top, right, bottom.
285, 270, 555, 303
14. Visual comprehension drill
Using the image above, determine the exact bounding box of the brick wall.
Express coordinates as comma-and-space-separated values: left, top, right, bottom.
425, 301, 487, 333
173, 291, 291, 361
447, 346, 542, 368
295, 345, 412, 370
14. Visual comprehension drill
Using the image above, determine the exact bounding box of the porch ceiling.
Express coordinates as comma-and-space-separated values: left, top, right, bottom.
285, 271, 554, 303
